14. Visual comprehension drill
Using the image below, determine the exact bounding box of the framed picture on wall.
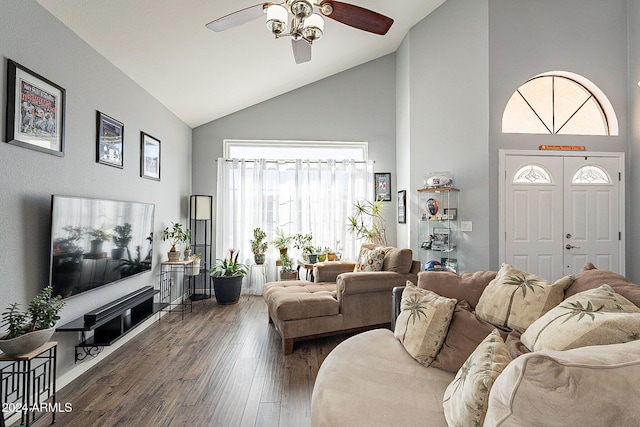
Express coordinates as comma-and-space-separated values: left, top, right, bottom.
96, 111, 124, 168
5, 59, 65, 156
140, 132, 161, 181
398, 190, 406, 223
375, 172, 391, 202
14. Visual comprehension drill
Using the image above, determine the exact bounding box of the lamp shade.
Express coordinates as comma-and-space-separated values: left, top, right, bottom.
190, 195, 213, 220
304, 13, 324, 32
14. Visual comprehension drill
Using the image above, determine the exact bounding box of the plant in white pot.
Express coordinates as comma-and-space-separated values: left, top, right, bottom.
210, 249, 249, 305
188, 253, 202, 276
161, 222, 190, 262
250, 227, 268, 265
0, 286, 64, 357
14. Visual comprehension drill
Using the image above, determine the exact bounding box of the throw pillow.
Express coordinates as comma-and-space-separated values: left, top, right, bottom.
394, 283, 457, 366
475, 263, 574, 331
442, 329, 512, 427
353, 247, 385, 272
565, 262, 640, 307
418, 270, 497, 310
521, 284, 640, 352
431, 300, 507, 373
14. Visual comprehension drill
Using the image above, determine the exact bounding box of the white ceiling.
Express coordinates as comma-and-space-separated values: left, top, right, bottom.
37, 0, 445, 128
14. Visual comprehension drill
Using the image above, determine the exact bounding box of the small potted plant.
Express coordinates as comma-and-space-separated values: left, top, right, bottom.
161, 222, 190, 262
210, 249, 249, 305
270, 228, 292, 255
86, 226, 113, 254
0, 286, 65, 357
294, 233, 315, 261
188, 253, 202, 276
250, 227, 268, 265
279, 253, 298, 280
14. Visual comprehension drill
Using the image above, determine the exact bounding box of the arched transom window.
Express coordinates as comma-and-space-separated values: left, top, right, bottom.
513, 164, 553, 184
502, 71, 618, 136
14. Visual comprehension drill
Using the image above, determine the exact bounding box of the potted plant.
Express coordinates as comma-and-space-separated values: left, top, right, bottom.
347, 198, 388, 246
161, 222, 190, 262
250, 227, 268, 265
188, 253, 202, 276
111, 222, 132, 260
0, 286, 65, 357
210, 249, 249, 305
86, 226, 113, 254
271, 228, 292, 255
294, 233, 315, 261
279, 253, 298, 280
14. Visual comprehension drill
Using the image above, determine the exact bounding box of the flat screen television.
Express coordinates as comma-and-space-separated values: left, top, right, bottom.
49, 195, 155, 299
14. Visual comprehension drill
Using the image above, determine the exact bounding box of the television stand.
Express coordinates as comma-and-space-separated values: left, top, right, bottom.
57, 286, 164, 363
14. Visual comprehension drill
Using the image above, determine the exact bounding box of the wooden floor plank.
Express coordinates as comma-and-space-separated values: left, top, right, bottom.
26, 295, 351, 427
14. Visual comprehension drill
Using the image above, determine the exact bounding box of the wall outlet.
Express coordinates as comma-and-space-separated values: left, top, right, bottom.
460, 221, 473, 232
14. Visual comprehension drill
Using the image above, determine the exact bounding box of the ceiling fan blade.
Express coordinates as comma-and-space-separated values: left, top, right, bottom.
292, 39, 312, 64
319, 1, 393, 35
205, 3, 272, 32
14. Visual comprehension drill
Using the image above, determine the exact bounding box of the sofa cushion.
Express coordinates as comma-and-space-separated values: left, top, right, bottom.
263, 280, 339, 321
311, 329, 453, 427
485, 340, 640, 427
475, 263, 574, 331
394, 283, 456, 366
442, 329, 512, 427
565, 261, 640, 307
417, 270, 497, 309
521, 285, 640, 352
505, 329, 530, 360
431, 300, 508, 373
354, 247, 385, 272
382, 247, 413, 274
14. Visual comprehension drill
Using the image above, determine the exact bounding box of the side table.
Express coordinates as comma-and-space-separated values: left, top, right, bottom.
249, 264, 268, 295
0, 342, 57, 427
160, 260, 194, 320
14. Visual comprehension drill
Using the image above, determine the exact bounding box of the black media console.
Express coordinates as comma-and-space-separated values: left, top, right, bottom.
57, 286, 165, 362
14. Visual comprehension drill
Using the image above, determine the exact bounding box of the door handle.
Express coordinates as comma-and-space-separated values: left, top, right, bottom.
565, 244, 581, 250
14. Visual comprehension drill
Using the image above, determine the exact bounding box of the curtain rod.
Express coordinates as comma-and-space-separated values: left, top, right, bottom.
216, 158, 374, 164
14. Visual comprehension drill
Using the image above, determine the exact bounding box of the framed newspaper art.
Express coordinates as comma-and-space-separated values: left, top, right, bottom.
96, 111, 124, 168
140, 131, 161, 181
5, 59, 65, 156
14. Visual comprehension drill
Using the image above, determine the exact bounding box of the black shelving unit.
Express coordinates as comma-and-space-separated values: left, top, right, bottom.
189, 195, 213, 300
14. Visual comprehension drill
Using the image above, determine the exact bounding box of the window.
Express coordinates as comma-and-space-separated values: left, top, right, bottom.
225, 139, 367, 161
571, 165, 610, 184
512, 164, 553, 184
502, 71, 618, 136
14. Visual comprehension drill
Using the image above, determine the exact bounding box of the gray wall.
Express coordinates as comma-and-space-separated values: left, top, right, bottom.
192, 54, 397, 258
398, 0, 491, 273
488, 0, 629, 272
0, 1, 191, 375
629, 1, 640, 283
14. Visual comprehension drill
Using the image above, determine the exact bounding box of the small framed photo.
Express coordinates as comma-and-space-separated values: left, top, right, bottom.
397, 190, 406, 224
375, 172, 391, 202
443, 208, 457, 220
5, 59, 65, 156
140, 132, 161, 181
96, 111, 124, 168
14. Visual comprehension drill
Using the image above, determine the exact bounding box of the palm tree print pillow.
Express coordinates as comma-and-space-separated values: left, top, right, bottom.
394, 282, 457, 366
521, 284, 640, 352
475, 263, 574, 331
442, 329, 511, 427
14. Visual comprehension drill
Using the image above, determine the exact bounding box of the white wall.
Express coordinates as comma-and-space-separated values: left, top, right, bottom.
0, 1, 191, 375
192, 54, 397, 258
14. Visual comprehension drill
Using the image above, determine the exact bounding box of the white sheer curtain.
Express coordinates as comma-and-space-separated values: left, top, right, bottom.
216, 158, 374, 295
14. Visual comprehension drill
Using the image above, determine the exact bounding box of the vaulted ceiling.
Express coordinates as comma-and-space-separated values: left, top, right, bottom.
37, 0, 445, 127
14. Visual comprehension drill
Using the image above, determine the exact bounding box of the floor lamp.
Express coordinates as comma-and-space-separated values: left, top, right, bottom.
189, 195, 213, 300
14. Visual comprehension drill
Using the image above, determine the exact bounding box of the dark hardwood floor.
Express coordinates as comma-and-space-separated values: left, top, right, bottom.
30, 296, 351, 427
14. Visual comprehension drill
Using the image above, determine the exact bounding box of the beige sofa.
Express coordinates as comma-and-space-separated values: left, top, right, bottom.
263, 245, 419, 354
312, 264, 640, 426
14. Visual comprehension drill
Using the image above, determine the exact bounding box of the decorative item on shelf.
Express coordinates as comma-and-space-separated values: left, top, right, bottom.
188, 253, 202, 276
183, 245, 192, 260
85, 226, 113, 254
426, 198, 439, 216
0, 286, 64, 357
279, 253, 298, 280
423, 171, 454, 188
271, 227, 293, 255
251, 227, 269, 265
348, 198, 387, 246
161, 222, 191, 262
210, 249, 249, 305
206, 1, 394, 64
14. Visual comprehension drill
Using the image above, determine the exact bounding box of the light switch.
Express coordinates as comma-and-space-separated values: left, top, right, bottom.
460, 221, 472, 232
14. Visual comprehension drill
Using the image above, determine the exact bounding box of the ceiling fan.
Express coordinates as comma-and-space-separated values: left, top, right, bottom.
205, 1, 394, 64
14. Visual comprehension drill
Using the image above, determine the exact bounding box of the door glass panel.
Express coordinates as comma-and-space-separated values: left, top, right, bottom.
571, 165, 611, 184
513, 164, 553, 184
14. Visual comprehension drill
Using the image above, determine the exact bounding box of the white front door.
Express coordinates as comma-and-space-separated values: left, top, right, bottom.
500, 151, 624, 280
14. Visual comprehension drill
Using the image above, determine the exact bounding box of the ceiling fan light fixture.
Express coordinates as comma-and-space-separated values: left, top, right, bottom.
289, 0, 314, 19
266, 4, 288, 35
303, 13, 324, 42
